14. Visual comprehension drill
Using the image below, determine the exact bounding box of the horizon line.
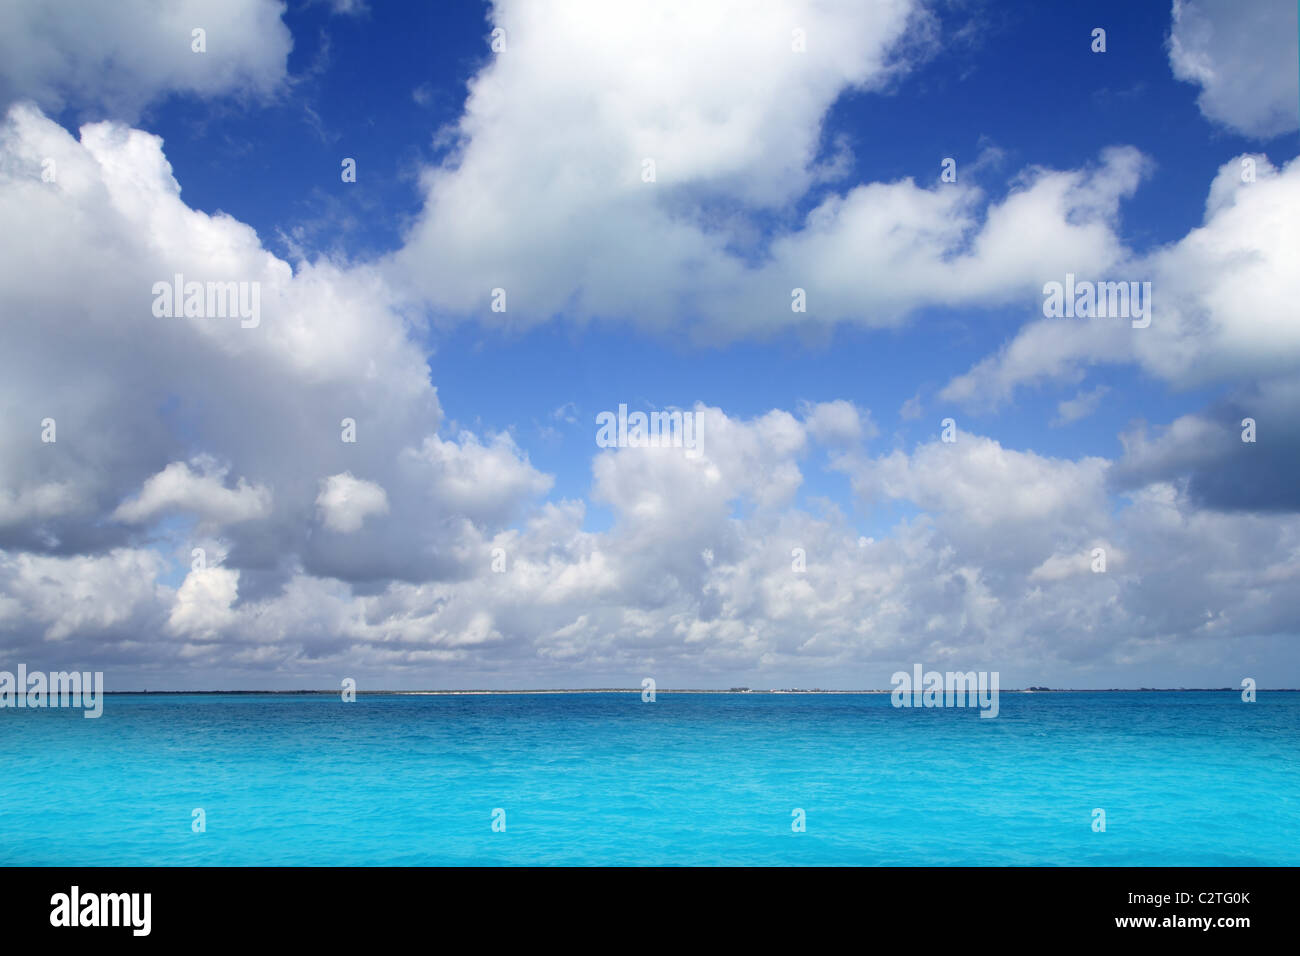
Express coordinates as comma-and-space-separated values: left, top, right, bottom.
97, 687, 1293, 694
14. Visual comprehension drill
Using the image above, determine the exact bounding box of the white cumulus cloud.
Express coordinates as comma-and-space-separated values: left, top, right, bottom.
316, 473, 390, 533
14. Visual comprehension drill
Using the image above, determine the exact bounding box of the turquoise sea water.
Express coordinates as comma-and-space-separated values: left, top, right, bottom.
2, 691, 1297, 866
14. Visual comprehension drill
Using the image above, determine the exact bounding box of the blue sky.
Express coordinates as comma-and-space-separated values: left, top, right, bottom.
0, 0, 1298, 689
125, 0, 1276, 511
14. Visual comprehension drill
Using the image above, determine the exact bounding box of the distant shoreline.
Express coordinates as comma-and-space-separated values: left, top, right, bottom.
100, 687, 1294, 695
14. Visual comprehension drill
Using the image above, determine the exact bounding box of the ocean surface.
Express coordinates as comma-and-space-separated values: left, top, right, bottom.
2, 691, 1297, 866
